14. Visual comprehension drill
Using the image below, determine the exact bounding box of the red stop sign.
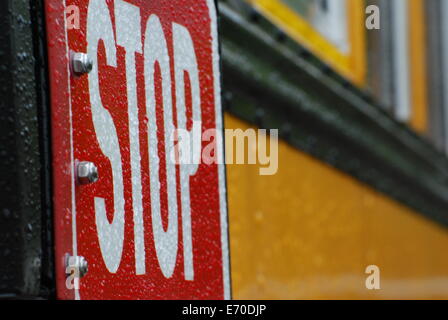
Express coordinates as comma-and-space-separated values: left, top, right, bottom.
45, 0, 230, 300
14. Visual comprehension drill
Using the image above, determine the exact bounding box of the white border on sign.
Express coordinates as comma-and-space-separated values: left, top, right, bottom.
63, 0, 81, 301
206, 0, 232, 300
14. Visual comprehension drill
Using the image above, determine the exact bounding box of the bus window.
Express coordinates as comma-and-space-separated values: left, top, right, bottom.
281, 0, 350, 53
248, 0, 366, 85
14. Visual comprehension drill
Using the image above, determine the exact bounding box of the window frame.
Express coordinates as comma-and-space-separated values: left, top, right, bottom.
248, 0, 366, 85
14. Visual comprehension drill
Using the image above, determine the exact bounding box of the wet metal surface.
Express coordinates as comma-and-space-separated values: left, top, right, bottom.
0, 0, 51, 298
46, 0, 229, 300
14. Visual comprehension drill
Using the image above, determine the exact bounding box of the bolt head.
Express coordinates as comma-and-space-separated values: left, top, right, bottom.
77, 256, 89, 278
77, 161, 99, 185
72, 52, 93, 75
66, 255, 88, 278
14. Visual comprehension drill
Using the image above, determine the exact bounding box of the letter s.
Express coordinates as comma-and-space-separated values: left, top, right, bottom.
87, 0, 125, 273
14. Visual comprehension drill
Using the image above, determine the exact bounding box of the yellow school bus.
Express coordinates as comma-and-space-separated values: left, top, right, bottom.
221, 0, 448, 299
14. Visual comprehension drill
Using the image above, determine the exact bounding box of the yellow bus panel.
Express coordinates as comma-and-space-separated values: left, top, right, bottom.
225, 114, 448, 299
409, 0, 429, 133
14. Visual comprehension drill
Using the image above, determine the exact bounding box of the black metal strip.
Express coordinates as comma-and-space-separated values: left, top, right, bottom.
0, 0, 52, 298
31, 0, 56, 299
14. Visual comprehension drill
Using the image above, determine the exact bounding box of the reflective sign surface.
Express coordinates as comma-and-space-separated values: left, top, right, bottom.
46, 0, 229, 300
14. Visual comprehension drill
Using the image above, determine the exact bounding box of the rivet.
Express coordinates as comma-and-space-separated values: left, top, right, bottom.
77, 161, 99, 185
71, 52, 93, 75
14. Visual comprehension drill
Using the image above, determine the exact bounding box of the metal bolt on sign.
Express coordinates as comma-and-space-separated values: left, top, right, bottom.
71, 52, 93, 75
77, 161, 99, 185
65, 255, 88, 278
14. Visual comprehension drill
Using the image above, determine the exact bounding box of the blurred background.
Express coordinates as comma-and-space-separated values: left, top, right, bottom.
220, 0, 448, 299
